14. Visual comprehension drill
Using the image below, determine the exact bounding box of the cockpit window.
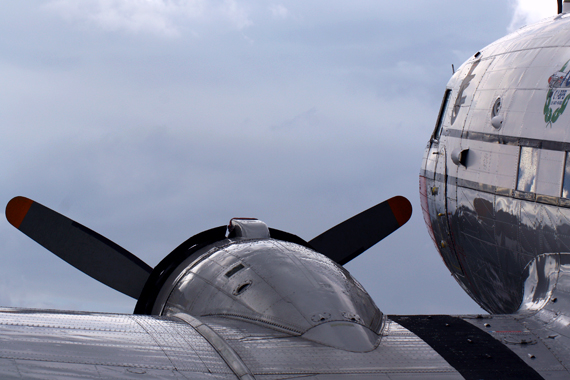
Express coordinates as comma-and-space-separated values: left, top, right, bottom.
517, 147, 539, 193
432, 89, 451, 141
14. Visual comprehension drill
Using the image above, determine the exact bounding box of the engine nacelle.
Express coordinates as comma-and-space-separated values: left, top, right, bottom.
135, 219, 383, 351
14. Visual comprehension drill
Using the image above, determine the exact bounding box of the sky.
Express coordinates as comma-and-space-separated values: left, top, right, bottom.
0, 0, 559, 315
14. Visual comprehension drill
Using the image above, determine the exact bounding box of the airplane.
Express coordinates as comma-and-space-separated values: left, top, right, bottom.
3, 1, 570, 379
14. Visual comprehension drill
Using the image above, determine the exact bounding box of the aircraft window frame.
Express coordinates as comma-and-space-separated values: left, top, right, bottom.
516, 146, 539, 193
561, 151, 570, 199
431, 89, 452, 141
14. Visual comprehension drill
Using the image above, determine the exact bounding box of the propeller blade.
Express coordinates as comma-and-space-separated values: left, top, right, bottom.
6, 196, 152, 299
309, 196, 412, 265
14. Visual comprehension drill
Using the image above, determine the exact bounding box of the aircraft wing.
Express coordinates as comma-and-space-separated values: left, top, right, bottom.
390, 314, 562, 380
0, 307, 565, 379
0, 308, 238, 379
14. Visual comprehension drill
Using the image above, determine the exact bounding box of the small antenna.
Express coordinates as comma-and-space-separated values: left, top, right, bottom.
452, 64, 455, 74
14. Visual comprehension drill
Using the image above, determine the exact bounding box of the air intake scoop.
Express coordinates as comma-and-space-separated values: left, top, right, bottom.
228, 218, 270, 239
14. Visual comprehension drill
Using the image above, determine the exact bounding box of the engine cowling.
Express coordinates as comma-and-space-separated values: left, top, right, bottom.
136, 219, 383, 351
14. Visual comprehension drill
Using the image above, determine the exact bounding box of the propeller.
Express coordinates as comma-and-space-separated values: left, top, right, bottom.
6, 196, 152, 299
309, 196, 412, 265
5, 194, 411, 302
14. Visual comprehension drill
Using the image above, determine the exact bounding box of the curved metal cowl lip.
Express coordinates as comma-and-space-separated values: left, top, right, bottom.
161, 238, 383, 335
134, 226, 229, 315
301, 321, 380, 352
135, 222, 315, 315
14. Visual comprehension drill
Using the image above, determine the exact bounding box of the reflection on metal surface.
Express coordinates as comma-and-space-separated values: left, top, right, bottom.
423, 167, 570, 207
420, 12, 570, 319
517, 147, 539, 193
162, 239, 383, 336
519, 254, 560, 313
204, 317, 462, 376
301, 321, 379, 352
562, 152, 570, 198
0, 309, 473, 378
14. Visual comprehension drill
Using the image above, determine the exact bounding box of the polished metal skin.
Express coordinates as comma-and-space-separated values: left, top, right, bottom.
0, 308, 468, 379
421, 13, 570, 315
161, 239, 382, 351
414, 10, 570, 378
139, 219, 383, 352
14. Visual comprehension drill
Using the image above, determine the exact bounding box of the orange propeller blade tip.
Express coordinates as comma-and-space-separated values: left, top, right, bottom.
387, 196, 412, 227
6, 196, 34, 229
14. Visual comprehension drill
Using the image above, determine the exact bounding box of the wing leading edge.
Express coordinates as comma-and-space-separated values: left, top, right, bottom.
0, 307, 567, 379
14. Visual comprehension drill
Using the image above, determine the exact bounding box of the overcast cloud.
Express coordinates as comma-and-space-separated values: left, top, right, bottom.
0, 0, 555, 314
45, 0, 252, 35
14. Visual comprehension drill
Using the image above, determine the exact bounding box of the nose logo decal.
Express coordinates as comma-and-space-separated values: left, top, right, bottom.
544, 59, 570, 126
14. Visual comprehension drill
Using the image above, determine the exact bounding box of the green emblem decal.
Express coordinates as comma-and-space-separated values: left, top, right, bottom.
544, 59, 570, 126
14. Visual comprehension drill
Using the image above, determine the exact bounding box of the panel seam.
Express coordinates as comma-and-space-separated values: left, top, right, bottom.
173, 313, 255, 380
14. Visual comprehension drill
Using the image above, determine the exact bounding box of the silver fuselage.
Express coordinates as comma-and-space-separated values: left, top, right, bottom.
421, 13, 570, 314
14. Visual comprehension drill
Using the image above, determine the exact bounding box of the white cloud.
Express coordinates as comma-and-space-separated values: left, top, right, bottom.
45, 0, 251, 36
508, 0, 557, 32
